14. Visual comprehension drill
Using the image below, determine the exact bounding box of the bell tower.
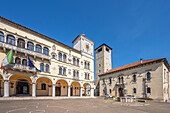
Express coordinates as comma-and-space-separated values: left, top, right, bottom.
95, 43, 112, 95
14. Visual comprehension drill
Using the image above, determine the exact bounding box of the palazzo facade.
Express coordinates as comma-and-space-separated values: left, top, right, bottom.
95, 44, 170, 102
0, 17, 94, 97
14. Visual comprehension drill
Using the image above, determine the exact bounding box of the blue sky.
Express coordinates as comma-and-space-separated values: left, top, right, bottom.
0, 0, 170, 70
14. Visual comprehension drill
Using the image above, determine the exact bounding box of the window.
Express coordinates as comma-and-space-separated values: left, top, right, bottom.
52, 55, 55, 59
15, 57, 21, 64
147, 87, 151, 94
109, 77, 112, 84
41, 83, 46, 90
73, 70, 76, 77
63, 68, 66, 75
133, 74, 136, 82
43, 47, 49, 55
73, 58, 76, 65
45, 64, 49, 72
109, 89, 112, 93
77, 71, 79, 77
103, 79, 105, 84
58, 52, 62, 61
63, 54, 66, 62
7, 35, 15, 45
27, 42, 34, 51
22, 59, 27, 65
59, 67, 62, 75
36, 45, 42, 53
99, 70, 101, 73
98, 48, 102, 53
99, 64, 101, 67
40, 63, 44, 72
146, 72, 151, 81
106, 48, 109, 52
87, 63, 90, 69
0, 32, 4, 42
18, 39, 25, 48
77, 59, 79, 66
133, 88, 136, 94
84, 62, 86, 68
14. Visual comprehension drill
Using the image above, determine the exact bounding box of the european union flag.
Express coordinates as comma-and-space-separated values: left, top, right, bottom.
27, 55, 41, 72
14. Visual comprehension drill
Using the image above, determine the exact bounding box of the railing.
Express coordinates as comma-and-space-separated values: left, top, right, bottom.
5, 64, 36, 73
73, 76, 79, 80
0, 42, 50, 60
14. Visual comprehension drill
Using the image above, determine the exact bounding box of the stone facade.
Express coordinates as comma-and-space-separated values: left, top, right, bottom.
0, 16, 94, 97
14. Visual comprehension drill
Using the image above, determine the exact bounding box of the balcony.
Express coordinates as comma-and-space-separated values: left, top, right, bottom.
4, 64, 36, 73
0, 42, 50, 60
73, 76, 79, 80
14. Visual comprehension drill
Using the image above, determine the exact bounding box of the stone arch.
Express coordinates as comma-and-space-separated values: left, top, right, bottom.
0, 74, 4, 96
56, 79, 68, 96
36, 77, 52, 96
83, 83, 91, 96
71, 81, 81, 96
9, 73, 32, 96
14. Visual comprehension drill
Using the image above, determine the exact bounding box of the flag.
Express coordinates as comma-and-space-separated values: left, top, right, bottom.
27, 55, 41, 72
1, 49, 13, 70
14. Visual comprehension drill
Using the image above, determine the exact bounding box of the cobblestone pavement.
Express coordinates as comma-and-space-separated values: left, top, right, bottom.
0, 98, 169, 113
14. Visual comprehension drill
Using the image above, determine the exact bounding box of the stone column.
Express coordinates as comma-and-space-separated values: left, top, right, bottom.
52, 84, 56, 97
32, 83, 36, 97
68, 85, 71, 97
15, 37, 18, 46
4, 80, 9, 97
4, 33, 7, 43
25, 39, 28, 49
91, 87, 94, 97
80, 87, 83, 97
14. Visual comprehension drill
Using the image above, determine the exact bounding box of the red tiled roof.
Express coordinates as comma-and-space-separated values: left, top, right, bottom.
99, 58, 168, 76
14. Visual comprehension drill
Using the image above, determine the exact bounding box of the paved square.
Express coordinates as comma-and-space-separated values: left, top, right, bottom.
0, 98, 170, 113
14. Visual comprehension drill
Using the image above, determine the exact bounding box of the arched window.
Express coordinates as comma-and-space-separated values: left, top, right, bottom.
84, 62, 86, 69
63, 68, 66, 75
43, 47, 49, 55
88, 73, 90, 79
41, 83, 46, 90
7, 35, 15, 45
40, 63, 44, 72
73, 70, 76, 77
147, 72, 151, 81
87, 63, 90, 69
77, 59, 79, 66
77, 71, 79, 77
45, 64, 49, 72
22, 59, 27, 65
52, 55, 55, 59
73, 58, 76, 65
36, 45, 42, 53
27, 42, 34, 51
133, 74, 136, 82
15, 57, 21, 64
59, 67, 62, 75
18, 39, 25, 48
58, 52, 62, 61
0, 32, 4, 42
63, 54, 66, 62
133, 88, 136, 94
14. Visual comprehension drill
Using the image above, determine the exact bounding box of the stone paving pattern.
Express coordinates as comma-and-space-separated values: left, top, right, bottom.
0, 98, 170, 113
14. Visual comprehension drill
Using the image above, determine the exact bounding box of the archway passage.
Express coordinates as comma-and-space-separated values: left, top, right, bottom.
56, 79, 68, 96
0, 74, 4, 97
10, 74, 32, 96
71, 81, 80, 96
36, 77, 52, 96
119, 88, 124, 97
83, 83, 91, 96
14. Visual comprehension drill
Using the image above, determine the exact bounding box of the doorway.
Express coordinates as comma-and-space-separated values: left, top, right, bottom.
56, 87, 61, 96
119, 88, 124, 97
16, 79, 29, 95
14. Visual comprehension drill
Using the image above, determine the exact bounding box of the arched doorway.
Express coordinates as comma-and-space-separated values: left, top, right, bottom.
9, 74, 32, 96
71, 81, 80, 96
56, 79, 68, 96
36, 77, 52, 96
83, 83, 91, 96
0, 74, 4, 97
16, 79, 29, 95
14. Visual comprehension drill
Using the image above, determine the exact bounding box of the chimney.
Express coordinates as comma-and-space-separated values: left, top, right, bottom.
140, 58, 143, 64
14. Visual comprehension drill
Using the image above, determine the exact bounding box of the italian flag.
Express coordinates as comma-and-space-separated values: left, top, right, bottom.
1, 49, 13, 70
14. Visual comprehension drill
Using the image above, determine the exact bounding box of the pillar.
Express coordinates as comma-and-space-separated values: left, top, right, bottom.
91, 87, 94, 97
68, 85, 70, 97
52, 84, 56, 97
32, 83, 36, 97
4, 80, 9, 97
80, 87, 83, 97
